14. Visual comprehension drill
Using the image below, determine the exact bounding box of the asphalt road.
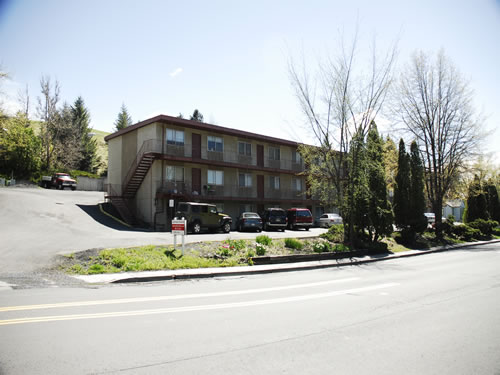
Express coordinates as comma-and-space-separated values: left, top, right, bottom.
0, 187, 326, 274
1, 244, 499, 374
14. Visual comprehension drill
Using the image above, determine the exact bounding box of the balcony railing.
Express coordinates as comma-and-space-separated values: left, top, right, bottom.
139, 139, 305, 172
156, 181, 308, 201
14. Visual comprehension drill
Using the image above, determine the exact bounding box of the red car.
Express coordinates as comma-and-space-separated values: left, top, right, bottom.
287, 208, 313, 230
41, 173, 77, 190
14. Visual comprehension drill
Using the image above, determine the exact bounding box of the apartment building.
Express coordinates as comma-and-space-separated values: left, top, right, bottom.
104, 114, 322, 230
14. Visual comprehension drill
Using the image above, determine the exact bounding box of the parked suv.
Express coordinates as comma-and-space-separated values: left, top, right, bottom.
261, 208, 287, 231
175, 202, 232, 234
287, 208, 313, 230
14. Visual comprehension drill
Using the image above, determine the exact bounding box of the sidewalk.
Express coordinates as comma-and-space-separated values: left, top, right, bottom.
74, 239, 500, 284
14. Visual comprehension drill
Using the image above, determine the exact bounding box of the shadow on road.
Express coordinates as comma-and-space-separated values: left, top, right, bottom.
76, 204, 151, 232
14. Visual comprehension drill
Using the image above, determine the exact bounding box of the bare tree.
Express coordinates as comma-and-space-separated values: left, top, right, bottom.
37, 76, 61, 171
17, 84, 30, 124
289, 29, 398, 245
393, 50, 483, 237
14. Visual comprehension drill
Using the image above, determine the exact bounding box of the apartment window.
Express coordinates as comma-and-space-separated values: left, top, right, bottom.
269, 146, 280, 161
238, 141, 252, 156
208, 136, 223, 152
269, 176, 280, 189
239, 173, 252, 187
292, 150, 302, 164
166, 166, 184, 182
208, 170, 224, 185
292, 178, 302, 191
166, 129, 184, 146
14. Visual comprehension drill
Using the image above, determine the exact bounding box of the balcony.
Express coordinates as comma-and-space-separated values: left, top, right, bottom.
156, 181, 309, 201
138, 139, 304, 173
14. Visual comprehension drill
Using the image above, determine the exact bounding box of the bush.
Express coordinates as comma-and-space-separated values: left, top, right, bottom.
333, 244, 351, 252
284, 238, 303, 250
255, 243, 267, 256
451, 224, 481, 241
312, 240, 332, 253
222, 239, 246, 251
320, 224, 344, 243
256, 235, 272, 246
467, 219, 499, 236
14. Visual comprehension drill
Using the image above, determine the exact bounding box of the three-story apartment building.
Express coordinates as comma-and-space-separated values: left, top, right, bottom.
104, 114, 322, 230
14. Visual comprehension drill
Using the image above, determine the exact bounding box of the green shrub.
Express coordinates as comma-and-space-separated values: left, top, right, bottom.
320, 224, 344, 243
452, 224, 481, 241
256, 235, 272, 246
222, 239, 247, 251
246, 249, 256, 258
467, 219, 499, 236
333, 244, 350, 252
284, 238, 303, 250
88, 264, 105, 274
256, 243, 267, 256
312, 241, 332, 253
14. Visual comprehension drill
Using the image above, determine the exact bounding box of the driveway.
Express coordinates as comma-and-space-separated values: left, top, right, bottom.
0, 187, 326, 272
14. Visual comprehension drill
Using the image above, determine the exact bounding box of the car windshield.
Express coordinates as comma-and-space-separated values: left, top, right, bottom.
297, 210, 311, 217
269, 211, 285, 217
59, 175, 72, 180
177, 204, 188, 212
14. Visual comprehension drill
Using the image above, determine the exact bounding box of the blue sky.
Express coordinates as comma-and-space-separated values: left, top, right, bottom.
0, 0, 499, 158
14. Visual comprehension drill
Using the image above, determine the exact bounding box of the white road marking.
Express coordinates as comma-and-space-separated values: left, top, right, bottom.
0, 283, 399, 326
0, 277, 360, 312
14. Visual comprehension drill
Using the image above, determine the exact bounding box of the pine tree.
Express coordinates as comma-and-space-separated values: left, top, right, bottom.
190, 109, 204, 122
408, 141, 427, 234
114, 103, 133, 131
465, 175, 489, 222
366, 122, 393, 242
394, 139, 411, 231
71, 97, 100, 173
485, 182, 500, 222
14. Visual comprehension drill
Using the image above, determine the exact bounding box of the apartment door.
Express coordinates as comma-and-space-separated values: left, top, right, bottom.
192, 133, 201, 159
257, 145, 264, 167
192, 168, 201, 194
257, 175, 264, 199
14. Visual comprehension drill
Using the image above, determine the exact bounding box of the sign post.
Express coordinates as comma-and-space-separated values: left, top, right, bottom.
171, 219, 187, 255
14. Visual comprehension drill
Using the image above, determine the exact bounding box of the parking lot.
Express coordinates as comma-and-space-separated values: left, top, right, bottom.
0, 187, 327, 272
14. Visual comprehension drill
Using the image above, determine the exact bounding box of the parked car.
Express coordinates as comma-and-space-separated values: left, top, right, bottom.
317, 213, 343, 228
41, 173, 77, 190
287, 208, 313, 230
175, 202, 232, 234
261, 208, 287, 231
236, 212, 263, 232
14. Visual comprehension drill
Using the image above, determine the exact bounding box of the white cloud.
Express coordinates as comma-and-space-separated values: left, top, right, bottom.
169, 68, 183, 78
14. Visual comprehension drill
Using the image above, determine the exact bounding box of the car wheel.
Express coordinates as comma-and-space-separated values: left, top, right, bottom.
223, 222, 231, 233
305, 227, 310, 231
193, 222, 202, 234
71, 187, 76, 191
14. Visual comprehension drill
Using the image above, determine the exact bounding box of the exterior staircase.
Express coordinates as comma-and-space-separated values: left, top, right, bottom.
122, 153, 155, 199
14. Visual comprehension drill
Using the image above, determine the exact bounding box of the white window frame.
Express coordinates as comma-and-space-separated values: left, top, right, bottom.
269, 176, 280, 189
269, 146, 280, 161
166, 166, 184, 182
292, 177, 302, 191
239, 173, 252, 187
238, 141, 252, 156
207, 136, 223, 152
166, 129, 184, 146
208, 170, 224, 185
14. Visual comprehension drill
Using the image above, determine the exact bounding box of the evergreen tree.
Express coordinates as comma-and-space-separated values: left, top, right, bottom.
71, 97, 100, 173
114, 103, 133, 131
485, 181, 500, 222
345, 130, 369, 246
190, 109, 204, 122
465, 175, 489, 222
366, 122, 393, 242
394, 139, 411, 230
408, 141, 427, 234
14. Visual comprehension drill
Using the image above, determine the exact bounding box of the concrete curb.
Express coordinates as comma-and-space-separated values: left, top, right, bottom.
73, 238, 500, 285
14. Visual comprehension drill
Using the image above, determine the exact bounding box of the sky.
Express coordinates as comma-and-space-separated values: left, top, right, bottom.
0, 0, 499, 159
